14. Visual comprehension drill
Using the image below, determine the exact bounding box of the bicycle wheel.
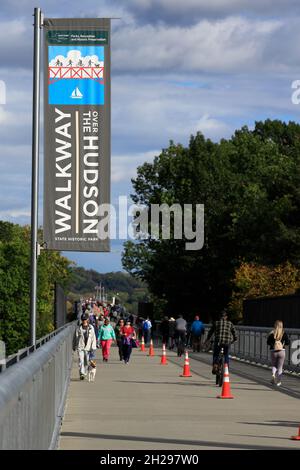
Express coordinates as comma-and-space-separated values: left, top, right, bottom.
215, 370, 220, 386
218, 359, 224, 387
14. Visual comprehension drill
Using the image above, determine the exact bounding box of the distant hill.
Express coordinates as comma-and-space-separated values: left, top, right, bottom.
68, 267, 149, 314
69, 267, 144, 295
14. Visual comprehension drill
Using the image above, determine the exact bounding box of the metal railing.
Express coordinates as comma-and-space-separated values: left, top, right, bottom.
0, 322, 76, 373
228, 325, 300, 374
153, 321, 300, 374
0, 321, 76, 449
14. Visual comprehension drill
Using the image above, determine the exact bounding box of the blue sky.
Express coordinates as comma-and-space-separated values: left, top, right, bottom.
1, 0, 300, 272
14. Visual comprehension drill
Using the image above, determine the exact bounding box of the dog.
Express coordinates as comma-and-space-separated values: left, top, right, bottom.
88, 359, 97, 382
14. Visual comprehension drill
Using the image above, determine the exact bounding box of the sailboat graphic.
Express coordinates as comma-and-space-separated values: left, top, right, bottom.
70, 87, 83, 99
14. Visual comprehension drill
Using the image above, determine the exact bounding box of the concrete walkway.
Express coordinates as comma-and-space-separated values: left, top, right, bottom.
59, 346, 300, 450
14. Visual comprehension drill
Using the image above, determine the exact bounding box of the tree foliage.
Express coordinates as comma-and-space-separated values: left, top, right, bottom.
122, 120, 300, 321
229, 262, 300, 321
0, 221, 73, 355
68, 267, 149, 314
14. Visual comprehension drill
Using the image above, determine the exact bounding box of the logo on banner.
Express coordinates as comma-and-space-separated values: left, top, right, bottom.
48, 45, 104, 105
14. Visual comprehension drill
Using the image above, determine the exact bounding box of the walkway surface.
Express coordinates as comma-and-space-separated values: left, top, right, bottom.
59, 346, 300, 450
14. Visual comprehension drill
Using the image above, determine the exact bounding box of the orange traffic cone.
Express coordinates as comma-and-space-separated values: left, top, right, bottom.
140, 336, 145, 352
291, 426, 300, 440
148, 339, 155, 356
217, 363, 234, 399
160, 343, 168, 365
180, 351, 192, 377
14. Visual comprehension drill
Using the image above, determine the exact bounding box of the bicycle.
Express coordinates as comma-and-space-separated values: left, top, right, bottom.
176, 332, 186, 357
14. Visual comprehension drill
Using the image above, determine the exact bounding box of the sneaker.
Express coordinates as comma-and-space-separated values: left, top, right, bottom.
80, 374, 85, 380
271, 375, 276, 384
276, 381, 282, 387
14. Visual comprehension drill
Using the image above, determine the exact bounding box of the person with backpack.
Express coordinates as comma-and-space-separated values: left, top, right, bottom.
142, 317, 152, 344
267, 320, 290, 386
191, 315, 205, 352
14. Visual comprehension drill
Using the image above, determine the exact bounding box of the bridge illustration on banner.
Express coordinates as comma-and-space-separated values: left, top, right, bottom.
48, 65, 104, 85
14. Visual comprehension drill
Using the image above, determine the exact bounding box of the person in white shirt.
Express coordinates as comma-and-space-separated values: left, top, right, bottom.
73, 313, 97, 380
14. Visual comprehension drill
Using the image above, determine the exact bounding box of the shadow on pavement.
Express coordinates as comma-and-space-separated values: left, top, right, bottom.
238, 420, 300, 428
114, 380, 212, 387
60, 431, 295, 450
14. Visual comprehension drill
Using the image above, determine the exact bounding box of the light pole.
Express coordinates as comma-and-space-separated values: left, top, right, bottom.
29, 7, 42, 347
94, 285, 99, 301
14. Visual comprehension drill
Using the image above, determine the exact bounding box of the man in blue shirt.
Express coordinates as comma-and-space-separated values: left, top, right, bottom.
191, 315, 204, 352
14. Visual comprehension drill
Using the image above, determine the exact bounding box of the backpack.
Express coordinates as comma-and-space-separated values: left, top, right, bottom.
143, 321, 150, 331
274, 338, 283, 351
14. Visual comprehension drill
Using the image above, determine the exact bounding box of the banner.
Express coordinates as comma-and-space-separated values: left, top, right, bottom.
43, 18, 110, 251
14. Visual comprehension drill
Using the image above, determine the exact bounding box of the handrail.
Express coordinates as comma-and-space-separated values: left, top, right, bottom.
0, 321, 76, 449
1, 322, 76, 373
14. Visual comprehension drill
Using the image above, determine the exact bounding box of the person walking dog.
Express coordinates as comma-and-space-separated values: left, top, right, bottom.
73, 313, 97, 380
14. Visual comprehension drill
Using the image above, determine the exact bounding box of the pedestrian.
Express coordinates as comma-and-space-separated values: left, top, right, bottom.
142, 317, 152, 345
135, 316, 142, 339
115, 318, 125, 361
267, 320, 290, 386
73, 313, 97, 380
175, 315, 187, 357
98, 317, 116, 362
168, 317, 176, 349
191, 315, 205, 352
160, 316, 170, 346
206, 310, 237, 374
121, 319, 137, 364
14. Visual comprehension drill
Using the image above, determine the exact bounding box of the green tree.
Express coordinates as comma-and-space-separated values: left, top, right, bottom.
0, 222, 74, 355
122, 121, 300, 321
229, 261, 300, 321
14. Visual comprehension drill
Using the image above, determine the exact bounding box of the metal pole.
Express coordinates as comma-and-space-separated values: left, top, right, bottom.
29, 7, 42, 346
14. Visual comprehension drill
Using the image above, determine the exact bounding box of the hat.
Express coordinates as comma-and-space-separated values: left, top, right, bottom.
81, 313, 89, 321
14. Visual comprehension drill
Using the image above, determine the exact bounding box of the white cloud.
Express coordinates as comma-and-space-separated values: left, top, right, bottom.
112, 150, 159, 182
193, 115, 231, 139
0, 208, 30, 218
112, 16, 281, 74
120, 0, 300, 22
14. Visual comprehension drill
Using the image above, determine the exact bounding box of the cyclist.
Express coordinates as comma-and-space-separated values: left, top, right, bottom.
206, 310, 237, 375
175, 315, 187, 357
